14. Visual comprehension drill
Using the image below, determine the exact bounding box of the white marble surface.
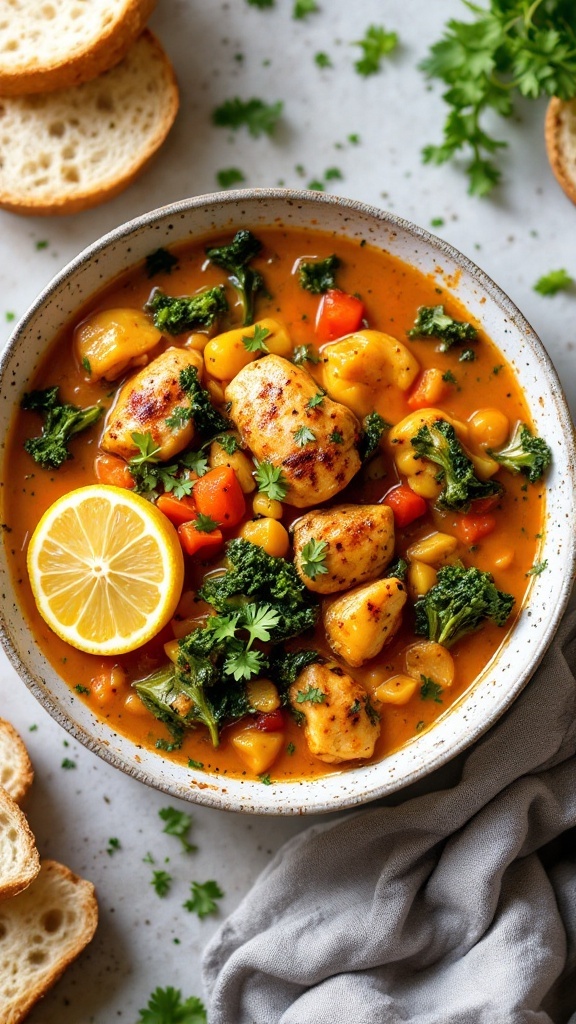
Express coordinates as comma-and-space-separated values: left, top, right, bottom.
1, 1, 574, 1019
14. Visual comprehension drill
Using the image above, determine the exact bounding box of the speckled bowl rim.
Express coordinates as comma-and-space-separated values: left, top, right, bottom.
1, 188, 574, 815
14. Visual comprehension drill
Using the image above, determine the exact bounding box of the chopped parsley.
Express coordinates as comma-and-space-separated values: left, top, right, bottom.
35, 239, 49, 250
193, 513, 220, 534
442, 370, 458, 384
306, 391, 325, 409
526, 560, 548, 577
293, 0, 318, 17
74, 684, 90, 695
315, 52, 332, 68
259, 773, 272, 785
292, 343, 319, 365
242, 324, 270, 352
106, 837, 121, 856
420, 675, 443, 704
293, 425, 316, 446
330, 429, 343, 444
159, 807, 197, 853
61, 758, 76, 769
287, 741, 296, 755
459, 348, 476, 363
254, 461, 288, 500
533, 269, 573, 296
151, 869, 173, 897
81, 357, 91, 375
300, 538, 329, 580
353, 25, 398, 76
188, 759, 205, 770
136, 986, 206, 1024
183, 880, 224, 919
216, 167, 246, 190
295, 685, 326, 704
213, 97, 283, 137
145, 247, 179, 278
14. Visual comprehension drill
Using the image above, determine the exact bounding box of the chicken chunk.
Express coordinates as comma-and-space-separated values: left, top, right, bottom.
323, 576, 407, 667
292, 503, 395, 594
289, 662, 380, 764
101, 347, 203, 462
225, 354, 361, 507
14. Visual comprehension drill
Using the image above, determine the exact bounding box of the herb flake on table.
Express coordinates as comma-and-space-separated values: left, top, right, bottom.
216, 167, 246, 190
152, 869, 173, 897
159, 807, 197, 853
353, 25, 398, 76
315, 52, 332, 68
137, 986, 207, 1024
106, 837, 121, 856
212, 97, 283, 137
183, 880, 224, 919
533, 269, 573, 296
293, 0, 318, 17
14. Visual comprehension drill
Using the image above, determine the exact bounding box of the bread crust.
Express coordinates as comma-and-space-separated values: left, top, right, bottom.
0, 30, 179, 217
0, 718, 34, 804
545, 96, 576, 206
0, 787, 40, 901
1, 860, 98, 1024
0, 0, 158, 96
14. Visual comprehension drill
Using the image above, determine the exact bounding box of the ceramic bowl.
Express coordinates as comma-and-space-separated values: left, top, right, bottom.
1, 189, 574, 814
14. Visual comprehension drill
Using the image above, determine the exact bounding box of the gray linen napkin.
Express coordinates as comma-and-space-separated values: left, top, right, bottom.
204, 602, 576, 1024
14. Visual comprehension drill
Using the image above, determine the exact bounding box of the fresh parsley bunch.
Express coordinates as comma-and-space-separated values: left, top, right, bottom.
421, 0, 576, 195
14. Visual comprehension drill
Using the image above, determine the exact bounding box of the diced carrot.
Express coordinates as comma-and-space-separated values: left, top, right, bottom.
94, 453, 135, 489
157, 493, 198, 527
192, 465, 246, 528
455, 513, 497, 545
407, 368, 449, 410
383, 483, 427, 527
178, 520, 224, 557
315, 288, 365, 342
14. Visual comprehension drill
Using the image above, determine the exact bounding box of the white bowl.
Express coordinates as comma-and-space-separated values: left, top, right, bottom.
1, 189, 574, 814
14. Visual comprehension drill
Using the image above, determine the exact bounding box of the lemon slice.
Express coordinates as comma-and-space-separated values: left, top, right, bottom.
27, 485, 184, 656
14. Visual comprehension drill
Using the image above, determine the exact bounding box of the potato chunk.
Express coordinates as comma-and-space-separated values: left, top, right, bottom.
225, 354, 361, 507
74, 308, 162, 382
102, 347, 203, 461
322, 330, 420, 418
289, 662, 380, 764
323, 577, 407, 667
292, 503, 395, 594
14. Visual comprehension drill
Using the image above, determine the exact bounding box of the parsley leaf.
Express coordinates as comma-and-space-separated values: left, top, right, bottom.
354, 25, 398, 76
242, 324, 270, 352
293, 0, 318, 17
137, 986, 207, 1024
159, 807, 197, 853
296, 685, 326, 704
106, 837, 121, 855
254, 461, 288, 500
298, 254, 340, 293
300, 538, 329, 580
213, 97, 283, 137
533, 269, 573, 296
293, 425, 316, 446
420, 675, 443, 703
151, 869, 173, 897
526, 559, 548, 576
217, 167, 246, 189
292, 344, 320, 365
307, 391, 325, 409
183, 880, 224, 919
194, 513, 220, 534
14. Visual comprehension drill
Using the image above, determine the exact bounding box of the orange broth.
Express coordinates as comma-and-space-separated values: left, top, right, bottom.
2, 227, 544, 782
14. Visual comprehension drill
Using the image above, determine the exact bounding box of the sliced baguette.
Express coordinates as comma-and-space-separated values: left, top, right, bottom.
0, 0, 157, 96
0, 719, 34, 805
545, 97, 576, 206
0, 787, 39, 901
0, 29, 179, 216
0, 860, 98, 1024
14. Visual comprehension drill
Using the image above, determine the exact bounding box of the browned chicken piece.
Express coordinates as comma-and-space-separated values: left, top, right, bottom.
292, 503, 395, 594
289, 662, 380, 764
101, 348, 203, 462
225, 354, 361, 507
323, 577, 407, 667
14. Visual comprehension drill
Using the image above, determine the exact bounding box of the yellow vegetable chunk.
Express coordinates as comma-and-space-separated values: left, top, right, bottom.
239, 518, 290, 558
246, 678, 281, 712
204, 318, 292, 380
74, 308, 162, 382
323, 576, 407, 667
374, 674, 418, 705
231, 729, 284, 774
252, 493, 283, 519
407, 531, 458, 566
322, 330, 420, 417
405, 641, 455, 689
209, 439, 256, 493
407, 560, 438, 599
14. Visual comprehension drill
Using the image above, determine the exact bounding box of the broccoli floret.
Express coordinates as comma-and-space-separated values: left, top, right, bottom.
145, 285, 228, 334
298, 254, 340, 294
205, 229, 264, 326
408, 305, 477, 351
134, 659, 220, 748
21, 386, 103, 470
198, 538, 318, 640
178, 365, 230, 436
488, 423, 552, 483
359, 411, 391, 461
411, 419, 502, 512
414, 565, 514, 648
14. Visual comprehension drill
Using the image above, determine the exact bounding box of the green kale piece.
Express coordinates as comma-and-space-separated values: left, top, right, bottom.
488, 422, 552, 483
134, 659, 219, 748
179, 365, 230, 437
359, 411, 390, 461
145, 286, 228, 334
21, 386, 102, 469
414, 565, 514, 649
298, 254, 340, 293
408, 305, 477, 351
268, 648, 321, 694
145, 247, 179, 278
411, 418, 502, 512
205, 229, 265, 326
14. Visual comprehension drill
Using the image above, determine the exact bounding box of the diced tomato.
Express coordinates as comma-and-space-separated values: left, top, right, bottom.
192, 465, 246, 528
383, 483, 427, 527
157, 493, 198, 527
455, 513, 497, 545
254, 709, 285, 732
94, 453, 135, 489
178, 520, 223, 557
468, 494, 502, 515
315, 288, 365, 342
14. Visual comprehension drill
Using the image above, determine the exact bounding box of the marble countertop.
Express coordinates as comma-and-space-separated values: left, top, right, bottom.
1, 2, 574, 1019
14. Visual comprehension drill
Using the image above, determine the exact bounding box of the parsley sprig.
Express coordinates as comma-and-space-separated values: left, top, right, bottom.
421, 1, 576, 195
353, 25, 398, 76
184, 879, 224, 919
137, 986, 206, 1024
213, 97, 283, 137
254, 461, 289, 500
300, 538, 329, 580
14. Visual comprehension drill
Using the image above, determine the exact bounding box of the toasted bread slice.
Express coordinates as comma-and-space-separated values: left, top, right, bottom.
545, 97, 576, 206
0, 787, 39, 901
0, 860, 98, 1024
0, 719, 34, 805
0, 0, 157, 96
0, 30, 179, 216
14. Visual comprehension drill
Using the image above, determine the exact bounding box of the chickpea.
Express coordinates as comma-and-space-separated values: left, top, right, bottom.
468, 408, 510, 449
